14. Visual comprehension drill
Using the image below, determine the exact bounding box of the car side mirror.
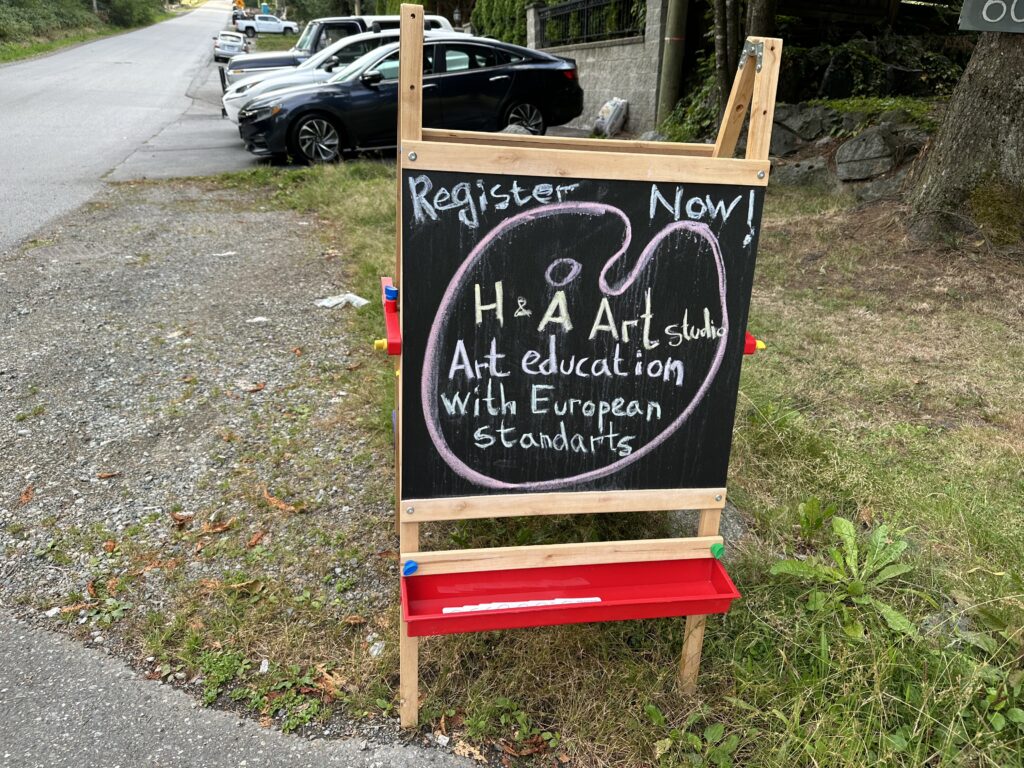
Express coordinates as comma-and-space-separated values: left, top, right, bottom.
361, 70, 383, 87
324, 55, 340, 72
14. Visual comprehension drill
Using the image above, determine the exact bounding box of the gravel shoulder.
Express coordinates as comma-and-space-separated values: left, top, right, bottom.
0, 178, 464, 763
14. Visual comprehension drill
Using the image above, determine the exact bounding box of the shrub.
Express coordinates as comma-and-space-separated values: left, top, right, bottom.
107, 0, 161, 28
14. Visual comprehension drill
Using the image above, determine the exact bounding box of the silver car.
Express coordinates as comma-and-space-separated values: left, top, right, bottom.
213, 31, 250, 63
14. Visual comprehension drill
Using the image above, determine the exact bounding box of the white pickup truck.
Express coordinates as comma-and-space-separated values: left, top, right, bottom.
235, 14, 299, 37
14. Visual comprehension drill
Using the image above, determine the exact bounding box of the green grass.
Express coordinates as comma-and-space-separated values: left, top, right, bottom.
251, 33, 299, 52
0, 11, 175, 63
98, 165, 1024, 765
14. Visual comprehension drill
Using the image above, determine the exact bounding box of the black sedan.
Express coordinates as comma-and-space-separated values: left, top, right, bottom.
237, 36, 583, 164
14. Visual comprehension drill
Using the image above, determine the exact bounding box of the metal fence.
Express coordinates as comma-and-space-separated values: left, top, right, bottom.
538, 0, 644, 47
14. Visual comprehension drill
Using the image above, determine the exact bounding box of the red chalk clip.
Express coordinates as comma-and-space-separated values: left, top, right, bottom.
374, 277, 402, 356
744, 331, 766, 355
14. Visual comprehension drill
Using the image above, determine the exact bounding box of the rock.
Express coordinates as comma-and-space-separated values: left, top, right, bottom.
885, 64, 926, 96
771, 157, 832, 188
852, 166, 909, 202
836, 125, 899, 181
769, 125, 803, 157
499, 124, 533, 135
638, 130, 667, 142
43, 606, 61, 618
877, 108, 912, 127
841, 111, 869, 134
258, 658, 269, 674
435, 733, 451, 747
774, 103, 840, 141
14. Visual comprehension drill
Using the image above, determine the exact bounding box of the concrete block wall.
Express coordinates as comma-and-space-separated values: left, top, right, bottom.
527, 0, 664, 134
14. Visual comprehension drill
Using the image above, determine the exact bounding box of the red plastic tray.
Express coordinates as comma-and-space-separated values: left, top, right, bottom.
401, 558, 740, 637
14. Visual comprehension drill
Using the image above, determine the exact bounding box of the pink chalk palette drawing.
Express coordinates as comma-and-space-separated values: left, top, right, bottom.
420, 202, 730, 491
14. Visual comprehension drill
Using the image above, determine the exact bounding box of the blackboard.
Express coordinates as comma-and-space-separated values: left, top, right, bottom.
400, 169, 765, 500
959, 0, 1024, 32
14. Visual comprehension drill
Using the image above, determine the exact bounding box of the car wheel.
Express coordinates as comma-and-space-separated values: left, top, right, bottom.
289, 114, 343, 164
505, 102, 546, 135
244, 28, 255, 37
282, 27, 292, 35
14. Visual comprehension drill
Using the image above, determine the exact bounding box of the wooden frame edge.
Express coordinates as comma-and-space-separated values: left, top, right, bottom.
402, 535, 724, 575
402, 488, 727, 522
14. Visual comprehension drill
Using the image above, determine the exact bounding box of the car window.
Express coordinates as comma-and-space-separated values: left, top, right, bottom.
317, 24, 356, 51
443, 44, 502, 72
375, 44, 435, 81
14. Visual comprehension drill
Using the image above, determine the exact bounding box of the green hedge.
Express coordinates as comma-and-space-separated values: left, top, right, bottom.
0, 0, 166, 41
471, 0, 528, 45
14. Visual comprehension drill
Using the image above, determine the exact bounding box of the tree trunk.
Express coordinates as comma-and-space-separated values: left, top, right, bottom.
909, 33, 1024, 241
725, 0, 739, 69
713, 0, 729, 114
746, 0, 777, 37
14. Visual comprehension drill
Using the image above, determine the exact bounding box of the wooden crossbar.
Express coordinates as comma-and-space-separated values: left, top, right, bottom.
402, 488, 726, 522
403, 536, 724, 576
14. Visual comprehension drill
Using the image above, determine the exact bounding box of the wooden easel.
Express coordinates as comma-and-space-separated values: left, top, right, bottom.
389, 9, 781, 727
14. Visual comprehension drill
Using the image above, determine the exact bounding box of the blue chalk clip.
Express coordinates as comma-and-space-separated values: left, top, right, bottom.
384, 285, 399, 301
402, 560, 418, 577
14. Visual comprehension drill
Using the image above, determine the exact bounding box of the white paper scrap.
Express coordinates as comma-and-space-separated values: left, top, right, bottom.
315, 293, 369, 309
442, 597, 601, 614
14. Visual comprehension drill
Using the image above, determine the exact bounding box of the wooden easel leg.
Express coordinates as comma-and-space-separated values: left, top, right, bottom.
679, 614, 707, 694
679, 505, 722, 693
399, 619, 419, 727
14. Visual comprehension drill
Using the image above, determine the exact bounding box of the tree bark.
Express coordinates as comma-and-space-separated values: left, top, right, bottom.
746, 0, 777, 37
909, 33, 1024, 240
725, 0, 739, 69
713, 0, 729, 114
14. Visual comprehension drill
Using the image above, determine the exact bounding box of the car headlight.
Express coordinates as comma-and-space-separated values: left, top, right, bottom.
241, 104, 283, 121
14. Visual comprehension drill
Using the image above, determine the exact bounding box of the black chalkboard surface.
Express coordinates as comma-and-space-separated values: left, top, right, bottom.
401, 169, 764, 501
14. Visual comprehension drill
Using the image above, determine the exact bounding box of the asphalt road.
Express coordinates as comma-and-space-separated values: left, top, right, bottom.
0, 0, 250, 254
0, 610, 471, 768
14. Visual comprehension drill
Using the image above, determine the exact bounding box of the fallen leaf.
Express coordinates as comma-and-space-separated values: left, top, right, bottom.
200, 516, 238, 535
194, 539, 207, 554
557, 754, 570, 764
439, 714, 448, 736
261, 486, 296, 514
246, 530, 267, 548
60, 602, 92, 614
376, 549, 399, 561
103, 540, 117, 553
20, 484, 34, 504
857, 506, 874, 526
346, 361, 363, 371
453, 740, 488, 763
246, 382, 266, 393
259, 716, 272, 728
292, 347, 303, 357
86, 580, 98, 599
170, 510, 194, 528
314, 665, 348, 700
197, 579, 222, 595
96, 471, 121, 480
342, 614, 366, 625
106, 578, 119, 595
223, 579, 264, 596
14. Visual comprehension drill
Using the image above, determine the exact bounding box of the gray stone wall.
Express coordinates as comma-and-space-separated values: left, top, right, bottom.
526, 0, 665, 134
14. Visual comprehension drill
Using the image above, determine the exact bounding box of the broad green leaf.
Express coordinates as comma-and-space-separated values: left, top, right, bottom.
686, 732, 703, 750
869, 539, 908, 575
870, 598, 918, 636
843, 620, 865, 640
961, 630, 998, 656
869, 563, 913, 586
770, 559, 833, 582
885, 732, 908, 752
645, 703, 667, 727
654, 737, 674, 759
806, 590, 827, 612
721, 734, 740, 754
863, 525, 888, 574
704, 723, 725, 745
989, 712, 1006, 732
1005, 707, 1024, 725
832, 517, 859, 578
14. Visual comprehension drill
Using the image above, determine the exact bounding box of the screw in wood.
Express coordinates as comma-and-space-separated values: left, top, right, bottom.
405, 507, 414, 515
757, 171, 765, 179
408, 152, 417, 161
715, 495, 723, 501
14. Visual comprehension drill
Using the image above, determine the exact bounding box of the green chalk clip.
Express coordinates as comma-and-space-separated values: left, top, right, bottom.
710, 543, 725, 560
